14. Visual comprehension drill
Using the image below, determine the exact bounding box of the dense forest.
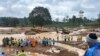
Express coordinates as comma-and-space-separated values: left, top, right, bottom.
0, 6, 100, 27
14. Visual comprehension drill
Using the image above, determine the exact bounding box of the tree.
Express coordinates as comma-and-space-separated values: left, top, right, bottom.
97, 12, 100, 24
18, 17, 30, 27
68, 15, 77, 26
56, 18, 59, 22
0, 17, 19, 27
33, 15, 45, 27
62, 18, 68, 23
10, 18, 19, 27
29, 6, 52, 27
83, 17, 91, 25
79, 10, 84, 18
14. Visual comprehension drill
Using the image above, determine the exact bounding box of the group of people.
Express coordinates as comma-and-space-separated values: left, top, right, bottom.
2, 37, 15, 47
2, 37, 29, 47
41, 37, 55, 46
2, 33, 100, 56
2, 37, 55, 47
1, 37, 56, 56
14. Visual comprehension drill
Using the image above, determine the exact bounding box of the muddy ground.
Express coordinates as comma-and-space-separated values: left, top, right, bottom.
58, 41, 88, 50
1, 44, 78, 56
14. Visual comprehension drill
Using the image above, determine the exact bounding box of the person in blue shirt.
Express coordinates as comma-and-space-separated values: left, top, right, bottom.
84, 33, 100, 56
0, 52, 5, 56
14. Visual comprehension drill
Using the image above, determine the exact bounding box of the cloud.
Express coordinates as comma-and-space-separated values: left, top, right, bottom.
0, 0, 100, 21
0, 6, 5, 11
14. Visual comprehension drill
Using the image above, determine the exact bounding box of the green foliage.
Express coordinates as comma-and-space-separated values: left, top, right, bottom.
64, 15, 92, 27
29, 6, 52, 27
0, 6, 100, 27
96, 17, 100, 25
18, 17, 30, 27
0, 17, 19, 27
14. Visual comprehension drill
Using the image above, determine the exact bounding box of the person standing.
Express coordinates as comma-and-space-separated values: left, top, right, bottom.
17, 50, 26, 56
2, 38, 6, 47
52, 39, 55, 46
84, 33, 100, 56
0, 52, 5, 56
48, 38, 52, 46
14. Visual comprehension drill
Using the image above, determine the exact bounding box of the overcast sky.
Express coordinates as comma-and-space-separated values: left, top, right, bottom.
0, 0, 100, 21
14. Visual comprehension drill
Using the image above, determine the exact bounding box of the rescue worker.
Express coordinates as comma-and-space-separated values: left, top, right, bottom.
0, 52, 5, 56
17, 50, 26, 56
31, 39, 37, 47
84, 33, 100, 56
52, 39, 55, 46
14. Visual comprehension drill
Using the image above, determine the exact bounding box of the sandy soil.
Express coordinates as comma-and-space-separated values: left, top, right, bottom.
58, 41, 88, 50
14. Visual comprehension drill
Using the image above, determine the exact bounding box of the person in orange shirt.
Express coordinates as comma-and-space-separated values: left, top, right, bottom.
31, 39, 37, 47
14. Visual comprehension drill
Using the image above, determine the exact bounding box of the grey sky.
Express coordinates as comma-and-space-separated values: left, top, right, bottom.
0, 0, 100, 21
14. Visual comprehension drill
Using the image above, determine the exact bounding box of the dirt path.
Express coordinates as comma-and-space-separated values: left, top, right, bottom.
55, 43, 85, 56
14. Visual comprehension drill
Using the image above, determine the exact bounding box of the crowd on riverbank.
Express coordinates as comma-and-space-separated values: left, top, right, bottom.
1, 37, 55, 56
2, 37, 55, 47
